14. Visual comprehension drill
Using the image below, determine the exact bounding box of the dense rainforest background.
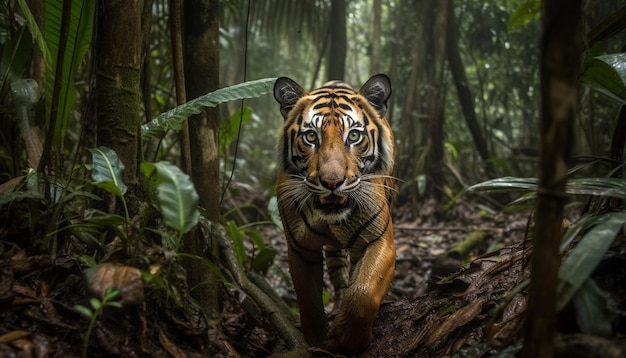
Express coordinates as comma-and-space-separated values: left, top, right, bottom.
1, 0, 625, 357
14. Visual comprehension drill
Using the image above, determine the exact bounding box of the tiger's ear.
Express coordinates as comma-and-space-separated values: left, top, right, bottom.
274, 77, 305, 119
359, 74, 392, 117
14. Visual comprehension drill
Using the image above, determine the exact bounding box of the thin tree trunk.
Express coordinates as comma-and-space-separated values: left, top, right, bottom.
183, 0, 220, 316
397, 1, 427, 182
521, 1, 582, 357
445, 0, 494, 178
96, 0, 142, 186
169, 0, 192, 174
369, 0, 382, 75
327, 0, 346, 80
425, 0, 448, 195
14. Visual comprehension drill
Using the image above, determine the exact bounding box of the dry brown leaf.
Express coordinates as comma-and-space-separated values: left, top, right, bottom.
424, 297, 485, 347
85, 263, 144, 304
0, 330, 31, 343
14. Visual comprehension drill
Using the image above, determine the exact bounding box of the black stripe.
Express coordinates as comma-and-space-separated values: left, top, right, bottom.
283, 218, 324, 264
313, 102, 331, 110
300, 209, 329, 239
347, 209, 383, 248
360, 214, 392, 256
338, 103, 352, 111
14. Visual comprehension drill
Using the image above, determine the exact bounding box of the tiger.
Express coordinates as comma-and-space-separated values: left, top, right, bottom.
273, 74, 396, 354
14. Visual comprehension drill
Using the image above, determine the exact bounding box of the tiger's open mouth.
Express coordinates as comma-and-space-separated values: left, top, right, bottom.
319, 194, 347, 205
315, 194, 349, 213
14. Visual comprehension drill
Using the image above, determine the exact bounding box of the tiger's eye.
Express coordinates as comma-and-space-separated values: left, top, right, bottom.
303, 130, 317, 145
347, 130, 363, 144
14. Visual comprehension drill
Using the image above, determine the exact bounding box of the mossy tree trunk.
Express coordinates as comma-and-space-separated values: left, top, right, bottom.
95, 0, 143, 188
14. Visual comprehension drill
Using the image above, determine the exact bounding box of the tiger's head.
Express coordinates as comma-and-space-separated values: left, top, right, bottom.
274, 75, 394, 224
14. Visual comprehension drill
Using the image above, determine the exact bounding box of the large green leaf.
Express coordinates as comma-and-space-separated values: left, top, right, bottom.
469, 176, 626, 200
16, 0, 51, 63
141, 162, 199, 238
556, 211, 626, 311
581, 53, 626, 102
43, 0, 95, 149
89, 146, 127, 197
141, 77, 277, 140
572, 278, 614, 336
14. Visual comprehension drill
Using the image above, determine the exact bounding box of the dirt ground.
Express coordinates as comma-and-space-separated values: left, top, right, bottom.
1, 197, 625, 357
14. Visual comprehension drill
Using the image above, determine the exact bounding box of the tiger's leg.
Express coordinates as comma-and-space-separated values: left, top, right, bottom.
326, 233, 396, 353
324, 245, 349, 305
288, 244, 327, 348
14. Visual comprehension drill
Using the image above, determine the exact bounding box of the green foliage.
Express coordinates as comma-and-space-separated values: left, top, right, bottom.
89, 146, 130, 227
89, 147, 128, 197
141, 161, 200, 249
507, 0, 541, 32
224, 219, 277, 275
141, 77, 277, 140
572, 278, 615, 336
267, 197, 284, 232
16, 0, 51, 63
556, 211, 625, 312
90, 146, 200, 249
581, 53, 626, 102
19, 0, 95, 149
74, 287, 122, 358
221, 106, 253, 156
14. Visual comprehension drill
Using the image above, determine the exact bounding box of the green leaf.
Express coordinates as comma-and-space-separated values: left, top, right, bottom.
89, 297, 101, 311
468, 177, 538, 193
42, 0, 95, 149
225, 220, 247, 267
141, 77, 277, 140
469, 176, 626, 200
267, 197, 284, 232
572, 278, 614, 336
74, 305, 93, 318
581, 53, 626, 102
141, 162, 199, 238
508, 0, 541, 32
557, 211, 626, 311
16, 0, 51, 63
89, 146, 127, 197
0, 189, 43, 206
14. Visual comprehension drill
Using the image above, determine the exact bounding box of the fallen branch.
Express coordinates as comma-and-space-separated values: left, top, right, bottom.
446, 230, 487, 261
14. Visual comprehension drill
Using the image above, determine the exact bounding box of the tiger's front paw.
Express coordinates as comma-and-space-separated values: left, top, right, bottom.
326, 314, 372, 355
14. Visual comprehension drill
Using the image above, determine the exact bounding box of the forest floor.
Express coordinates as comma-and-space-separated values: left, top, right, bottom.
1, 196, 625, 357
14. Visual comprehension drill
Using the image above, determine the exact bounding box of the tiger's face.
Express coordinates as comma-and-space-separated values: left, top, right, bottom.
274, 75, 394, 224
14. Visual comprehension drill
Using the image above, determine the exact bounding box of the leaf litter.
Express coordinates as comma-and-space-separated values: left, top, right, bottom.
1, 196, 625, 357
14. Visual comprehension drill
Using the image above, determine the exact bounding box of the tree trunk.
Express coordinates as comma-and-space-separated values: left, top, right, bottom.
326, 0, 346, 81
183, 0, 221, 316
425, 0, 448, 196
521, 1, 582, 357
445, 0, 495, 178
96, 0, 142, 186
369, 0, 382, 75
396, 0, 428, 184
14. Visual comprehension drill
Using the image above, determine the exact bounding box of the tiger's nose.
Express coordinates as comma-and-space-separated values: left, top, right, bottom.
320, 176, 344, 190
